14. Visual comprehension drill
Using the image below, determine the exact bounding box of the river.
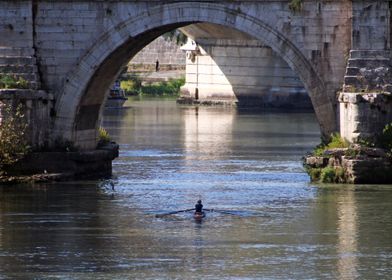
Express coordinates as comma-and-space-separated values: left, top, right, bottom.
1, 98, 392, 279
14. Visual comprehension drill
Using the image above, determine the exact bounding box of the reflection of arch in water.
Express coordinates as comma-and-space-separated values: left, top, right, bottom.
191, 223, 205, 270
183, 107, 235, 161
55, 2, 336, 149
336, 190, 359, 280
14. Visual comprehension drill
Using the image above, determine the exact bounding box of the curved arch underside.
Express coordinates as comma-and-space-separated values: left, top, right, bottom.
55, 2, 337, 149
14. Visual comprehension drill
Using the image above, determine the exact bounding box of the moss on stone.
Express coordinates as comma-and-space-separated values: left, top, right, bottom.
289, 0, 302, 12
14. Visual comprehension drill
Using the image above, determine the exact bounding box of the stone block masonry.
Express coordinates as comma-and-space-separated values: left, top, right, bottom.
0, 1, 41, 90
180, 39, 312, 109
128, 36, 185, 71
33, 0, 354, 148
339, 49, 392, 143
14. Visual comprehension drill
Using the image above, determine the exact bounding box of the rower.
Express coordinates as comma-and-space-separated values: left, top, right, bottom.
195, 200, 203, 213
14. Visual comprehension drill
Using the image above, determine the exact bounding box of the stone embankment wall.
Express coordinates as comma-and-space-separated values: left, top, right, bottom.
128, 36, 185, 71
0, 1, 52, 148
0, 1, 41, 90
305, 146, 392, 184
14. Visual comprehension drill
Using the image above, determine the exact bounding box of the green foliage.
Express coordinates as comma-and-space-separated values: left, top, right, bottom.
98, 127, 111, 147
356, 137, 375, 147
315, 166, 346, 183
0, 103, 29, 171
320, 167, 336, 183
312, 133, 349, 156
141, 78, 185, 96
0, 74, 29, 89
121, 76, 142, 95
313, 144, 326, 157
121, 76, 185, 97
308, 168, 322, 181
306, 165, 346, 183
327, 133, 350, 149
344, 148, 358, 158
289, 0, 302, 12
379, 122, 392, 152
335, 166, 345, 183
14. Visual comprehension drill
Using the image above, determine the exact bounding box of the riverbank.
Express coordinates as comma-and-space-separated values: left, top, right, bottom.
0, 143, 119, 184
304, 145, 392, 184
120, 70, 185, 97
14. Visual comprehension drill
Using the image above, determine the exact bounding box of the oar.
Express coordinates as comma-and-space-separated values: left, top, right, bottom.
204, 208, 239, 216
155, 208, 195, 218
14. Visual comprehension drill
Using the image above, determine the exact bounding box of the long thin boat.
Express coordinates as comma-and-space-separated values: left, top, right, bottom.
193, 211, 206, 221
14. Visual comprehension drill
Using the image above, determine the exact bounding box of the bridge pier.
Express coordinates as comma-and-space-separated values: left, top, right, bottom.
305, 1, 392, 184
179, 39, 312, 109
339, 50, 392, 143
339, 1, 392, 143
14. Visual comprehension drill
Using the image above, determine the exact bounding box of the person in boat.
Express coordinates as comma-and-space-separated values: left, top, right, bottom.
195, 200, 203, 213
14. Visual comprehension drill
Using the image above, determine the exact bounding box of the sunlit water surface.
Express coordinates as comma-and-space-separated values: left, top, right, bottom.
1, 98, 392, 279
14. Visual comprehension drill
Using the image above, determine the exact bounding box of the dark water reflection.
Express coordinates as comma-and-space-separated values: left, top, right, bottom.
1, 98, 392, 279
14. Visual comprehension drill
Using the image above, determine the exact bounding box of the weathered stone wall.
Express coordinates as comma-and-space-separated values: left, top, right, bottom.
129, 36, 185, 70
352, 1, 391, 50
181, 39, 311, 109
0, 1, 41, 89
0, 90, 53, 147
339, 92, 392, 142
305, 147, 392, 184
2, 0, 389, 151
31, 0, 353, 148
0, 1, 33, 50
338, 1, 392, 142
5, 143, 119, 179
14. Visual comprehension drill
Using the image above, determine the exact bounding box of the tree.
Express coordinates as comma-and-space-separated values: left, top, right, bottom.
0, 102, 29, 173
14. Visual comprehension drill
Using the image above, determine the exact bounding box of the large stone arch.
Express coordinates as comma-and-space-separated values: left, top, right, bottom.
55, 2, 337, 149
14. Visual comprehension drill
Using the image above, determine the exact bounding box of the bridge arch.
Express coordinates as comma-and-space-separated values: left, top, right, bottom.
55, 2, 337, 149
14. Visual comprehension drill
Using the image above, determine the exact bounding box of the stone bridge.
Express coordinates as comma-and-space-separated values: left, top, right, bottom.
0, 0, 391, 151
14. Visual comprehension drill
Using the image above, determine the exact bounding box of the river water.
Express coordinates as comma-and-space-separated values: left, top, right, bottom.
1, 98, 392, 279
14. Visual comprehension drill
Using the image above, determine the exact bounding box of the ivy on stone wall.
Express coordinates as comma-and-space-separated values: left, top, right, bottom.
0, 74, 29, 89
289, 0, 302, 13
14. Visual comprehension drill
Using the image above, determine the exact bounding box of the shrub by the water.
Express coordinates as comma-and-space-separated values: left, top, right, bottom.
141, 78, 185, 96
121, 76, 142, 95
121, 76, 185, 97
0, 103, 29, 172
308, 168, 322, 182
318, 166, 346, 183
98, 127, 111, 147
320, 167, 336, 183
327, 133, 350, 149
313, 133, 349, 156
